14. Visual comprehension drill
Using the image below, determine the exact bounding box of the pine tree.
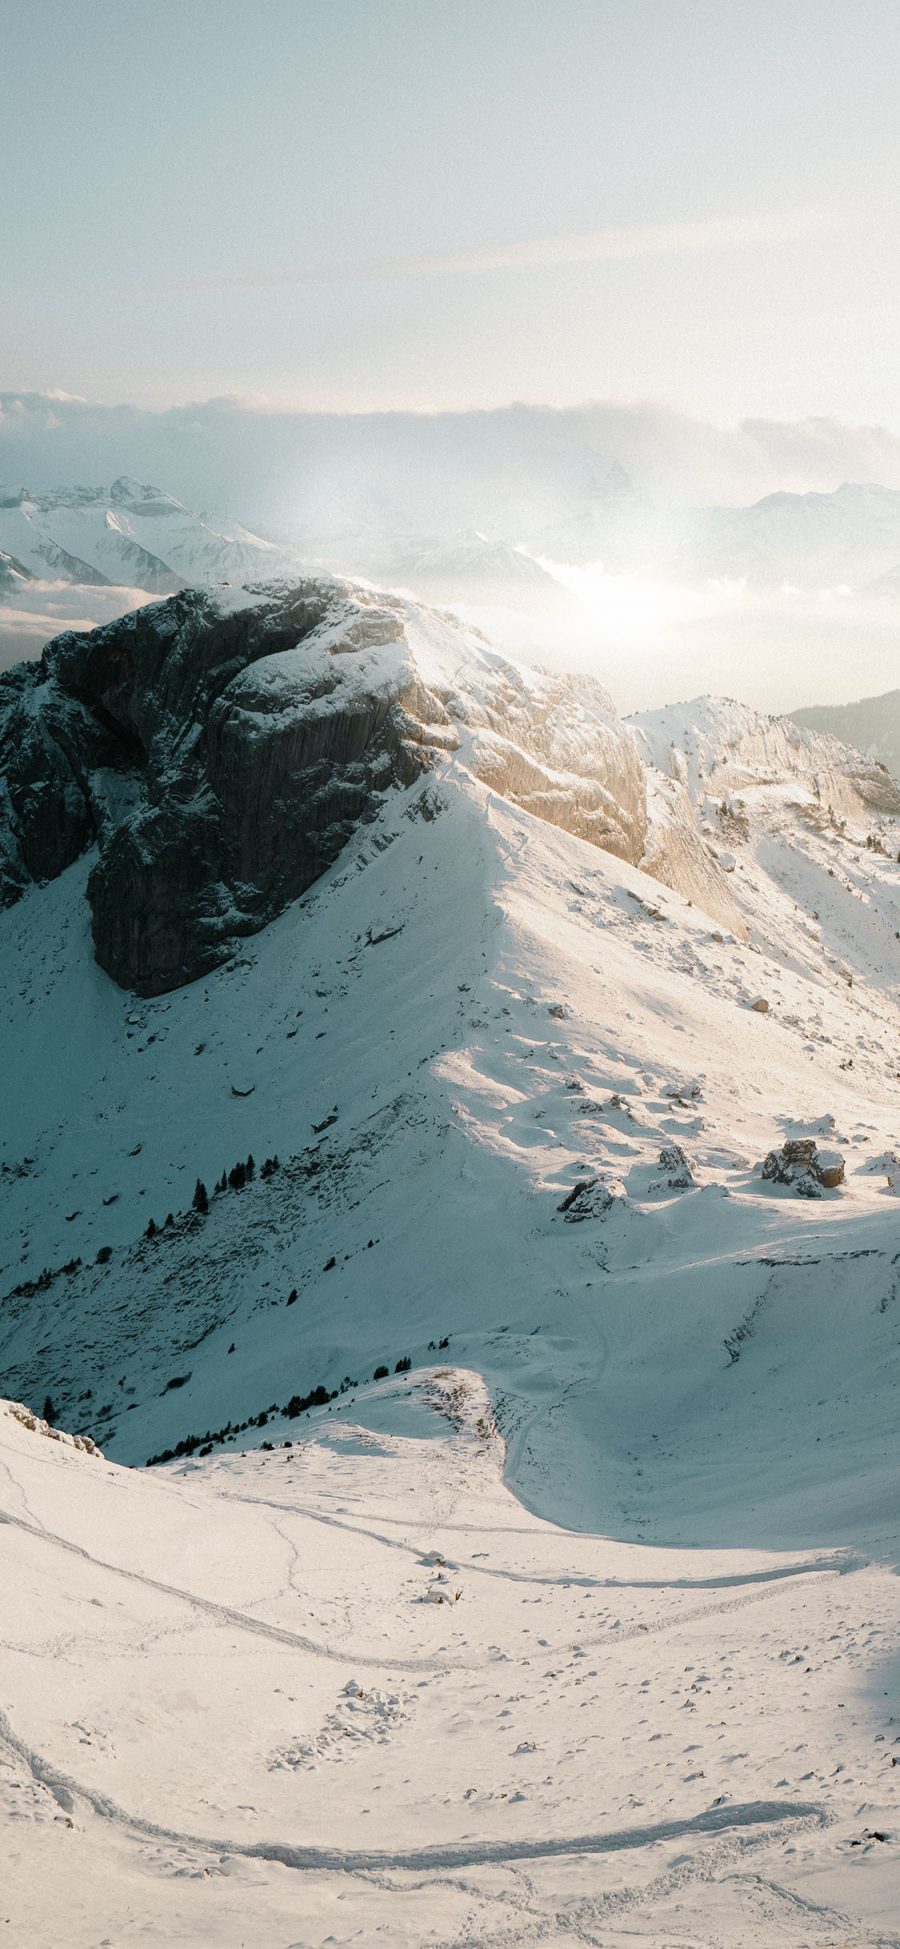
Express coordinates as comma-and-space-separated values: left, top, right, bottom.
193, 1179, 209, 1214
43, 1395, 56, 1425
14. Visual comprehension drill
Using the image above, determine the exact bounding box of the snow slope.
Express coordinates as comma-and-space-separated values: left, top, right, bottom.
0, 719, 898, 1522
2, 1369, 900, 1947
1, 609, 900, 1940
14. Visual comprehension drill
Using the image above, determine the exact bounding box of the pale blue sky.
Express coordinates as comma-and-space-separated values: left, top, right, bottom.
3, 0, 900, 419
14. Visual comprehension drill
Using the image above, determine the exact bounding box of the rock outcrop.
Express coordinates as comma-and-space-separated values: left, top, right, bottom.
0, 578, 649, 994
761, 1138, 846, 1197
8, 577, 880, 999
656, 1143, 695, 1189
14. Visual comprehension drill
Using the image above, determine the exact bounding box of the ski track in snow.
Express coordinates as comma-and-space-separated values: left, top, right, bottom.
212, 1485, 862, 1591
2, 1382, 899, 1947
0, 1695, 829, 1873
0, 1500, 459, 1673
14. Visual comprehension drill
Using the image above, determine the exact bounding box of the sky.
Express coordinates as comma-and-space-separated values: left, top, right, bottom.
4, 0, 900, 423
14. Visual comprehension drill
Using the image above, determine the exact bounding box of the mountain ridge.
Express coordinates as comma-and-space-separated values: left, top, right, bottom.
2, 578, 900, 1941
0, 576, 748, 992
0, 476, 301, 599
12, 463, 900, 600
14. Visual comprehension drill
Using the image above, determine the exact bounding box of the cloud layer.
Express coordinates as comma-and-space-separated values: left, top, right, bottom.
0, 581, 147, 672
4, 392, 900, 526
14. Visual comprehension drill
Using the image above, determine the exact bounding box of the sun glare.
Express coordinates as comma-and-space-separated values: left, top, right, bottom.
534, 555, 691, 646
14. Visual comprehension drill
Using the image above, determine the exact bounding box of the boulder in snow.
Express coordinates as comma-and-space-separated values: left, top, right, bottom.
657, 1143, 695, 1190
761, 1137, 845, 1197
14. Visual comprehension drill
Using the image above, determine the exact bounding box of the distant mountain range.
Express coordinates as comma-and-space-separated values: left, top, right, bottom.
285, 474, 900, 592
688, 482, 900, 589
7, 470, 900, 611
0, 477, 301, 598
385, 535, 578, 613
792, 688, 900, 781
513, 479, 900, 588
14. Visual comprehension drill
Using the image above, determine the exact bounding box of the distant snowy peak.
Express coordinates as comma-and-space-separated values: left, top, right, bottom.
694, 480, 900, 588
0, 480, 302, 598
386, 533, 578, 613
108, 475, 186, 515
0, 548, 35, 592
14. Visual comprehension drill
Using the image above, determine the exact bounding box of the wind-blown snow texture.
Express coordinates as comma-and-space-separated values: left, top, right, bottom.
1, 582, 900, 1944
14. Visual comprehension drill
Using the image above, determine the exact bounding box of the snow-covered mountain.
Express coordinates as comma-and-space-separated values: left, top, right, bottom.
0, 575, 753, 991
8, 467, 900, 682
314, 477, 900, 593
8, 388, 900, 597
527, 478, 900, 588
2, 575, 898, 1465
629, 691, 900, 813
2, 580, 900, 1942
0, 477, 301, 596
690, 481, 900, 589
382, 533, 580, 614
0, 547, 34, 593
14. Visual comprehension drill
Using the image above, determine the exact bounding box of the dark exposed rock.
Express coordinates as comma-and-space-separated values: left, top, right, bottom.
0, 659, 121, 902
761, 1138, 846, 1197
74, 583, 441, 992
557, 1178, 621, 1222
0, 582, 436, 991
657, 1143, 695, 1189
0, 576, 651, 995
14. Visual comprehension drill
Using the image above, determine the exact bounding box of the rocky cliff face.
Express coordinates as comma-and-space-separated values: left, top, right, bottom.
638, 771, 749, 938
12, 580, 879, 997
0, 577, 655, 994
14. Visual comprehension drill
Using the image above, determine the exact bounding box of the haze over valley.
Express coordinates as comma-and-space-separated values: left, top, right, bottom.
6, 399, 900, 722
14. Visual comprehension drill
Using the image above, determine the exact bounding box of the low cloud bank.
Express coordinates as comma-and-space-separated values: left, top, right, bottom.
0, 582, 149, 671
1, 564, 895, 723
450, 572, 900, 717
5, 392, 900, 522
